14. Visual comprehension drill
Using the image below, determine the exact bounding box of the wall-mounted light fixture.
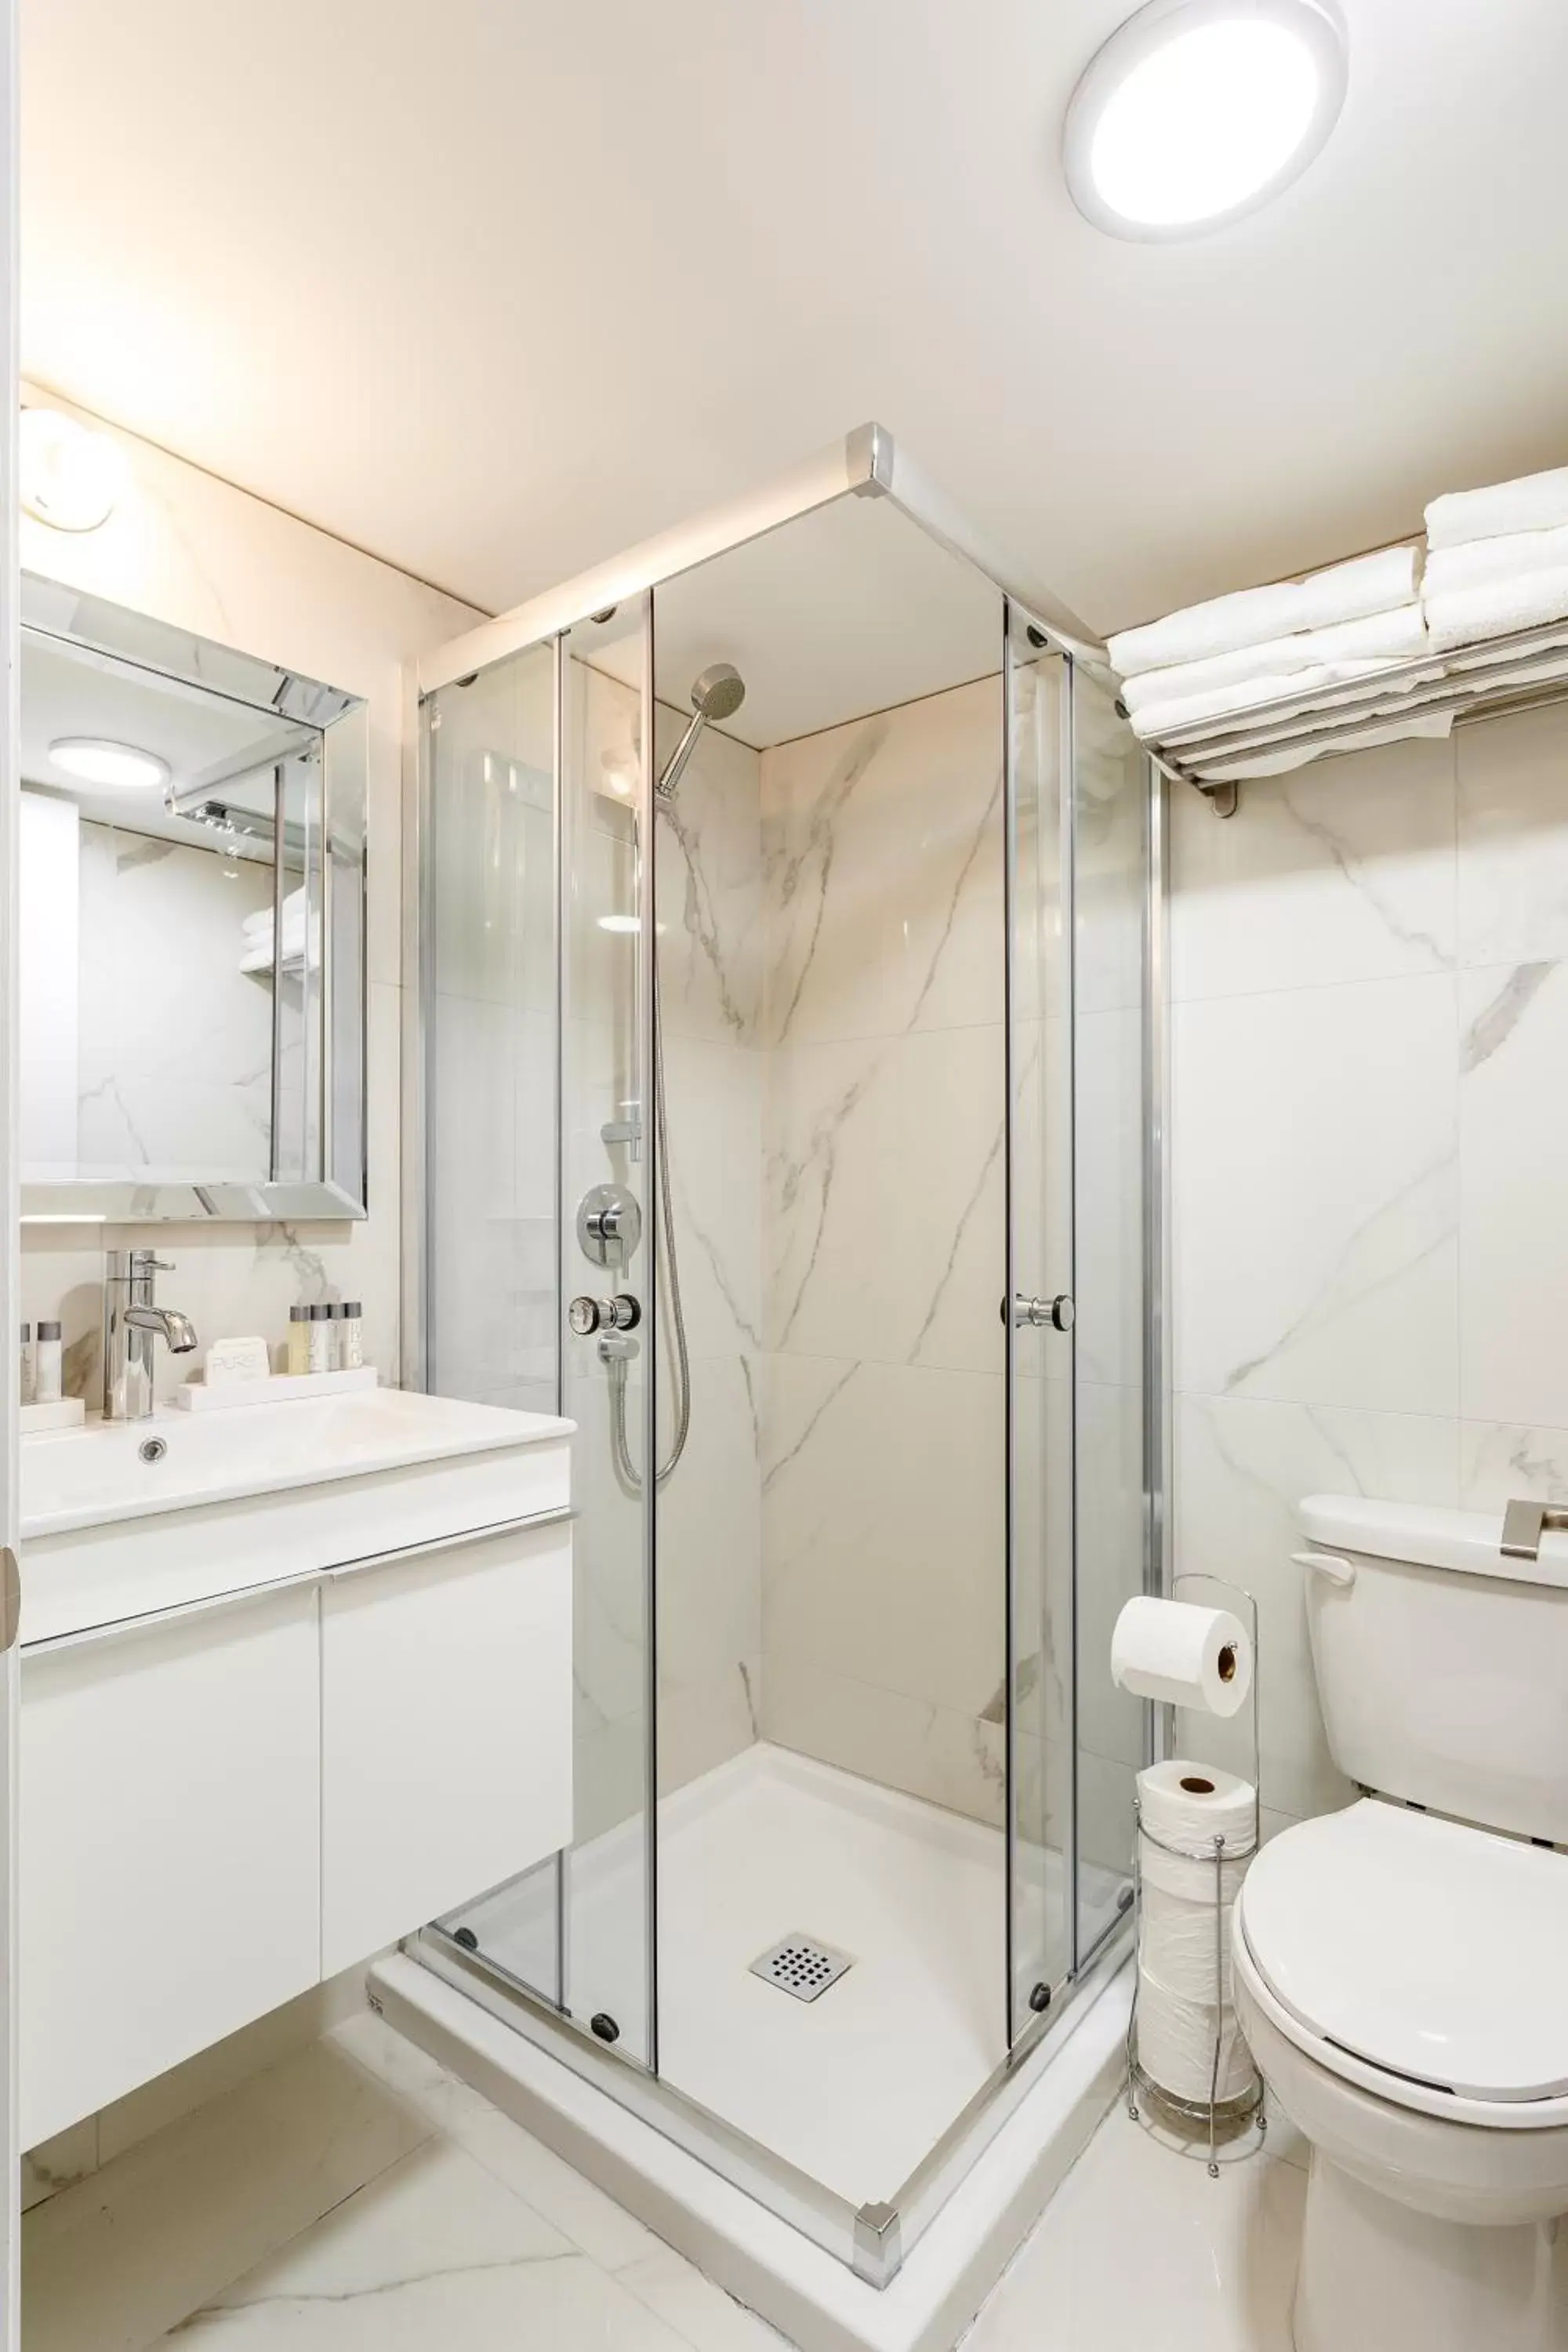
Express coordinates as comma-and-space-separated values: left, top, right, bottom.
20, 406, 128, 532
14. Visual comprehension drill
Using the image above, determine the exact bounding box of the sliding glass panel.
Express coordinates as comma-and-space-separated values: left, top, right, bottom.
1005, 613, 1076, 2040
559, 597, 656, 2067
422, 635, 562, 2005
1069, 665, 1149, 1958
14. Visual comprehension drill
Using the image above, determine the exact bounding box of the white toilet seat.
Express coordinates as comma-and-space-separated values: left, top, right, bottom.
1234, 1801, 1568, 2130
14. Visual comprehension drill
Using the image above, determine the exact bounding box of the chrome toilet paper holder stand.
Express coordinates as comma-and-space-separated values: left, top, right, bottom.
1125, 1570, 1264, 2178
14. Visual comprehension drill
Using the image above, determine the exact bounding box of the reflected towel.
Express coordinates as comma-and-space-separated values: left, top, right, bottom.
1425, 567, 1568, 653
1120, 604, 1428, 716
1109, 545, 1420, 677
1426, 466, 1568, 552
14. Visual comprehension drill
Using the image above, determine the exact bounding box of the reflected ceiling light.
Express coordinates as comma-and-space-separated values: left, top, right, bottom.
20, 407, 129, 531
48, 737, 170, 792
1063, 0, 1347, 240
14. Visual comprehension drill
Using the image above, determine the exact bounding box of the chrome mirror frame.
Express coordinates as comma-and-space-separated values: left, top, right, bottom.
19, 573, 368, 1223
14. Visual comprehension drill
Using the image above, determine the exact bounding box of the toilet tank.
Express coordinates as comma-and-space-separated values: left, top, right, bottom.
1298, 1495, 1568, 1846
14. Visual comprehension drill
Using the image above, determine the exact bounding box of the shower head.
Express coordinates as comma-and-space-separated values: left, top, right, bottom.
656, 662, 747, 800
690, 662, 746, 724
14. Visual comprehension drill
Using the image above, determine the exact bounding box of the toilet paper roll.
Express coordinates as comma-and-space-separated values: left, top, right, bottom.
1137, 1759, 1258, 1868
1111, 1595, 1252, 1719
1137, 1976, 1254, 2107
1139, 1881, 1236, 2004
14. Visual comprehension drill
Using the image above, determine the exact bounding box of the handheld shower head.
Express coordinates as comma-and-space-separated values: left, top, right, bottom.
656, 662, 748, 800
689, 662, 746, 724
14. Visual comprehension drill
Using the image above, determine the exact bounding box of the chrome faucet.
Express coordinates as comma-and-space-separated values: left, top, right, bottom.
103, 1250, 198, 1422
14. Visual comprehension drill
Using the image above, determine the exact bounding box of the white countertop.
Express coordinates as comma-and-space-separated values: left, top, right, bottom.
22, 1388, 574, 1541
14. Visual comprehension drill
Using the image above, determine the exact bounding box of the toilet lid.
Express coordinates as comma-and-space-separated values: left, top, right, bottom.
1238, 1800, 1568, 2101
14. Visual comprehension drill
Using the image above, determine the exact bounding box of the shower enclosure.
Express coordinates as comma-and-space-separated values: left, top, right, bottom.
405, 426, 1156, 2281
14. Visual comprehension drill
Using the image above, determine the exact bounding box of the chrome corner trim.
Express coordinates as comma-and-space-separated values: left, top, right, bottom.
417, 430, 875, 698
846, 420, 895, 496
852, 2201, 902, 2287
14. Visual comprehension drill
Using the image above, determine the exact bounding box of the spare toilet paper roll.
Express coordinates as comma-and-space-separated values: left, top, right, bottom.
1137, 1979, 1254, 2107
1111, 1595, 1252, 1719
1138, 1758, 1258, 1867
1139, 1881, 1237, 2004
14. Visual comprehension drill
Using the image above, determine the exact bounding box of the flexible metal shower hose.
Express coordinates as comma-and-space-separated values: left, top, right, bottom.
608, 968, 691, 1493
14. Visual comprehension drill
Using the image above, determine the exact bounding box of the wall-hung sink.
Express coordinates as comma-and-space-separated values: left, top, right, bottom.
21, 1387, 574, 1642
19, 1384, 577, 2151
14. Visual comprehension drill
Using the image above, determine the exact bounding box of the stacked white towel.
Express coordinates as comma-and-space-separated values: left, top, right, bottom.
1423, 468, 1568, 655
1108, 546, 1426, 743
240, 887, 309, 973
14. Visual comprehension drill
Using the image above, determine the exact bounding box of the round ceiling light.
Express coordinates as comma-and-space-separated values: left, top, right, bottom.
1063, 0, 1348, 240
48, 738, 170, 793
20, 407, 129, 532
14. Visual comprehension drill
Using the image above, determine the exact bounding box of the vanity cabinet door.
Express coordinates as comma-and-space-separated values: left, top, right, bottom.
20, 1584, 322, 2148
320, 1519, 573, 1976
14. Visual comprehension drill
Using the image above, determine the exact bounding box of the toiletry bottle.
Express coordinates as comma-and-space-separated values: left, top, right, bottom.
287, 1303, 311, 1377
35, 1320, 63, 1404
339, 1301, 364, 1370
325, 1301, 343, 1372
307, 1303, 332, 1375
20, 1324, 34, 1406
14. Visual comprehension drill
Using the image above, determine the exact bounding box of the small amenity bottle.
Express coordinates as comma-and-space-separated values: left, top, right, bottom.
339, 1301, 364, 1370
35, 1321, 63, 1404
307, 1303, 332, 1374
287, 1303, 312, 1376
20, 1324, 34, 1406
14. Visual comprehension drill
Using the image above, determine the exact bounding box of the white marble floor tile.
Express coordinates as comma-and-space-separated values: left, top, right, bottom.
332, 2010, 662, 2274
618, 2245, 794, 2351
152, 2139, 694, 2350
962, 2107, 1305, 2352
24, 2037, 431, 2352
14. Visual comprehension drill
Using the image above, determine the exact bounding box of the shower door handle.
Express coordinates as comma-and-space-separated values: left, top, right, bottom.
1006, 1293, 1075, 1332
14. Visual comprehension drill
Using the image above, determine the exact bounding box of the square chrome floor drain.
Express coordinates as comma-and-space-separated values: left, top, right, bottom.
749, 1933, 854, 2003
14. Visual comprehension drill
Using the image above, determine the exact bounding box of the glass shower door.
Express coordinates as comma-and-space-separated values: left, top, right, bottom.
1004, 612, 1076, 2043
557, 599, 657, 2067
422, 604, 659, 2066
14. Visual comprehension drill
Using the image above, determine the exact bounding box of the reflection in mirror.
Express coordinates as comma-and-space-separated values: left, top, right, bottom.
17, 578, 367, 1218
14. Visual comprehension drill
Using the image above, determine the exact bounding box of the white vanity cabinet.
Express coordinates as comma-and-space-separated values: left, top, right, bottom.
321, 1517, 572, 1973
16, 1393, 574, 2151
20, 1584, 322, 2148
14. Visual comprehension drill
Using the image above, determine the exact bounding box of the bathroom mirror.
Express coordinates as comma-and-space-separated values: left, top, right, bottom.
17, 574, 368, 1220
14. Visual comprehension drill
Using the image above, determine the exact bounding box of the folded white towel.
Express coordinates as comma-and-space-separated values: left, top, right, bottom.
1423, 524, 1568, 597
1425, 466, 1568, 553
1424, 567, 1568, 655
1109, 545, 1420, 678
1120, 604, 1429, 715
1129, 659, 1406, 742
1196, 710, 1455, 785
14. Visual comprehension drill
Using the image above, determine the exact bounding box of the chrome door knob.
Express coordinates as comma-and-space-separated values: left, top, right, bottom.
1006, 1292, 1075, 1332
568, 1294, 642, 1337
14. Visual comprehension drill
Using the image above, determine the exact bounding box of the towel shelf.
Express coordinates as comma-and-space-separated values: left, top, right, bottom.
1129, 610, 1568, 805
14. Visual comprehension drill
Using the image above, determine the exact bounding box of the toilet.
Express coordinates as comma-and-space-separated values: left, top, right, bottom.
1231, 1494, 1568, 2352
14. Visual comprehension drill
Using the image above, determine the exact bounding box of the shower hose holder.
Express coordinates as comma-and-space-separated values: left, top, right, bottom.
1124, 1570, 1265, 2177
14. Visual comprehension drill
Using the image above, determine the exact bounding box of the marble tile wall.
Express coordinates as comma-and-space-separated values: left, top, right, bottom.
757, 677, 1013, 1824
1170, 704, 1568, 1827
73, 818, 277, 1179
19, 382, 481, 1396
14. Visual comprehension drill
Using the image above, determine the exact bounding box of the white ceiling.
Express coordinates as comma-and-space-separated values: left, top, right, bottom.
20, 0, 1568, 639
